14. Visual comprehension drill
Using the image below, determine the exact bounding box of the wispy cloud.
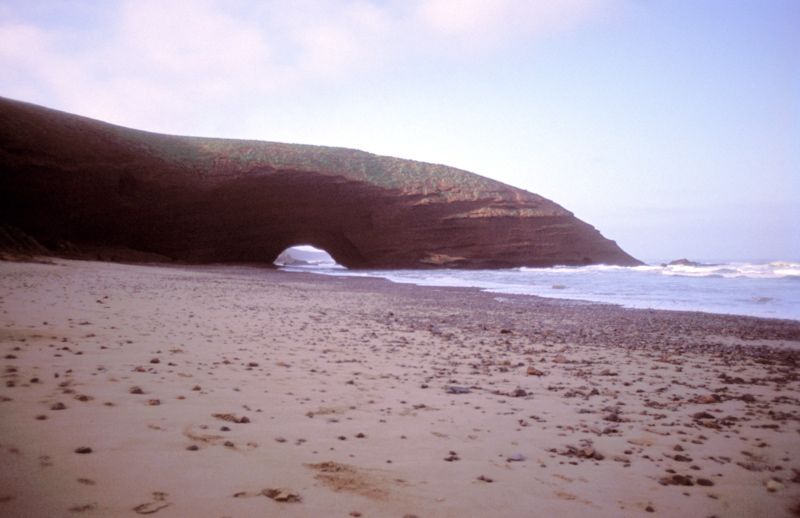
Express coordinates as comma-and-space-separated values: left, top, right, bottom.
0, 0, 619, 134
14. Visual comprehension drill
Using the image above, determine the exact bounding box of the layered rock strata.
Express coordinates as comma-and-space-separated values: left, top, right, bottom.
0, 97, 640, 268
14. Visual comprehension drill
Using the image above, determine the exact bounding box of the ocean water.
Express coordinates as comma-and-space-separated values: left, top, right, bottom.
281, 260, 800, 321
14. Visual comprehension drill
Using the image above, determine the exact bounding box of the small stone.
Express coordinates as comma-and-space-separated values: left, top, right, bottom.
74, 447, 92, 454
526, 367, 545, 376
507, 453, 526, 462
129, 386, 144, 395
766, 479, 784, 492
696, 478, 714, 487
50, 402, 66, 410
444, 451, 460, 462
186, 445, 199, 451
149, 358, 160, 364
263, 488, 301, 503
445, 385, 471, 394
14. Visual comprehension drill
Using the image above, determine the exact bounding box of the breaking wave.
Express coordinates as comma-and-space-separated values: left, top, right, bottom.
281, 261, 800, 321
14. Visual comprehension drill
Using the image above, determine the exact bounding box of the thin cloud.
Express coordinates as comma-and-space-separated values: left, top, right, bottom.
0, 0, 620, 134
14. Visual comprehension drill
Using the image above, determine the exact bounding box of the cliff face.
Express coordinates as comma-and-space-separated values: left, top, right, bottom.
0, 96, 641, 268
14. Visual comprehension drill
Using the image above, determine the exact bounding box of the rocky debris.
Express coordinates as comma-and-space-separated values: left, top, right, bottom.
765, 479, 784, 492
509, 387, 528, 397
559, 442, 604, 461
263, 488, 302, 503
444, 451, 460, 462
659, 474, 696, 486
445, 385, 471, 395
212, 413, 250, 424
691, 394, 722, 404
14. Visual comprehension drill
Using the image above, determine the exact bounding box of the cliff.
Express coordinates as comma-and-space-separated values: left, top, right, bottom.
0, 96, 640, 268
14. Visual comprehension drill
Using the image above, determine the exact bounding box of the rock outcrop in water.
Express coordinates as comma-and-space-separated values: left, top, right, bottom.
0, 96, 640, 268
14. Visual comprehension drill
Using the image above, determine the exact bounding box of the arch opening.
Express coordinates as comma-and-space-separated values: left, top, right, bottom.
273, 244, 344, 269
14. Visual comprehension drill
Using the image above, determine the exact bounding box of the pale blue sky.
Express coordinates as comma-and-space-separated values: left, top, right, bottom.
1, 0, 797, 262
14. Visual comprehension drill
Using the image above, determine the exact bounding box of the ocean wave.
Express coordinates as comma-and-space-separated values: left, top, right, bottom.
280, 260, 800, 320
518, 262, 800, 280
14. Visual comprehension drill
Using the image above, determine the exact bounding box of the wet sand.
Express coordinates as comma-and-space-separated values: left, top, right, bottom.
1, 259, 798, 517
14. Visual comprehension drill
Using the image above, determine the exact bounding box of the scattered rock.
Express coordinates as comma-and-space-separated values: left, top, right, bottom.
765, 479, 784, 492
659, 474, 694, 487
263, 488, 302, 503
212, 413, 250, 424
692, 394, 722, 404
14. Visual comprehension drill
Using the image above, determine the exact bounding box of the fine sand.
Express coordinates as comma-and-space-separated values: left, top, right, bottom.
1, 259, 798, 517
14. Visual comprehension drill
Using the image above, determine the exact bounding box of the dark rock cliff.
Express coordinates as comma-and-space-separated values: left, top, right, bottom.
0, 96, 640, 268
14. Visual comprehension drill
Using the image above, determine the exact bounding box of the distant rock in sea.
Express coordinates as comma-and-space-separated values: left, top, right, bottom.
665, 259, 712, 267
0, 96, 641, 268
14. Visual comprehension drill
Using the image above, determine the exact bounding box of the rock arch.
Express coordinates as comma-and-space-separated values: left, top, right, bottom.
0, 96, 641, 268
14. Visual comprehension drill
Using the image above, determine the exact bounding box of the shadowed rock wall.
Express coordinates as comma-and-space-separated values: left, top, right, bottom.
0, 96, 640, 268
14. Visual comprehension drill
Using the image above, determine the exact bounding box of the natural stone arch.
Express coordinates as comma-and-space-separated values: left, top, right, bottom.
0, 96, 641, 269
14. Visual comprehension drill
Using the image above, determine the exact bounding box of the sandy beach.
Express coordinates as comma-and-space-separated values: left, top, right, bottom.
1, 258, 798, 517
